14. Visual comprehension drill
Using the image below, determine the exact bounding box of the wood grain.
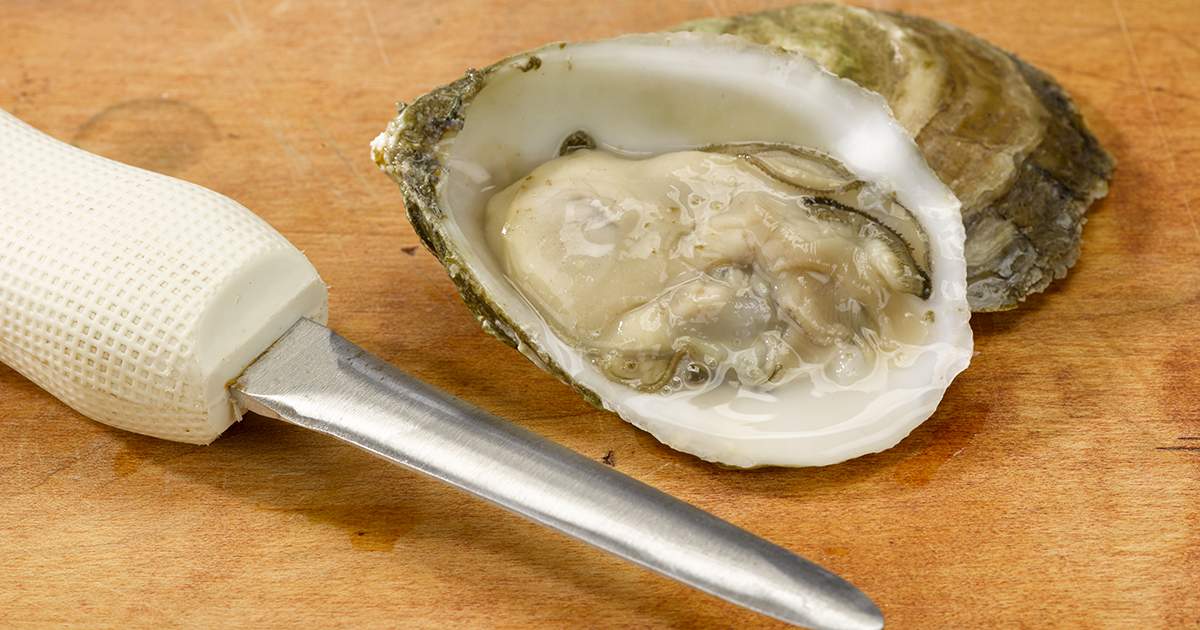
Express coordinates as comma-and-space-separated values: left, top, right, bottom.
1, 1, 1197, 628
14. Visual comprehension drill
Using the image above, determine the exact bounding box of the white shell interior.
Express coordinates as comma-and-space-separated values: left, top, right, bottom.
429, 33, 973, 467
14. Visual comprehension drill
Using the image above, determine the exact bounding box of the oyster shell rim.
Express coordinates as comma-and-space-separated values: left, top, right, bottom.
372, 32, 974, 467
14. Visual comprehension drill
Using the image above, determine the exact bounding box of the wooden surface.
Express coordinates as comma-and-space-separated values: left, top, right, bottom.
1, 1, 1197, 628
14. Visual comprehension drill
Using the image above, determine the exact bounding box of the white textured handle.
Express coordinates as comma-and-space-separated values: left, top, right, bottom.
0, 109, 328, 444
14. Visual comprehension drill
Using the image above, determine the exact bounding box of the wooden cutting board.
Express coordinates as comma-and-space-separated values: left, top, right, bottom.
2, 1, 1196, 627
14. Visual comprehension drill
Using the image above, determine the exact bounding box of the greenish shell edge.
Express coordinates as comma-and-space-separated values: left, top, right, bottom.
373, 53, 606, 411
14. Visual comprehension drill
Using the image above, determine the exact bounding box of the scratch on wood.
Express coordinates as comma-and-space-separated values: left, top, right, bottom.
646, 461, 675, 477
361, 0, 391, 67
203, 3, 305, 189
234, 0, 251, 31
332, 234, 353, 270
1035, 61, 1132, 87
1156, 437, 1200, 452
26, 441, 107, 491
1110, 0, 1200, 242
226, 0, 255, 38
270, 128, 314, 186
309, 114, 382, 205
1158, 29, 1200, 58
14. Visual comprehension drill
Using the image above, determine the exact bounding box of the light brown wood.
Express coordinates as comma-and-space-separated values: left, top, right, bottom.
2, 1, 1197, 627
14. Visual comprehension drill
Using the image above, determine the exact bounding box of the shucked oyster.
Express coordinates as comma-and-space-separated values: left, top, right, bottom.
682, 3, 1115, 311
373, 33, 971, 468
484, 146, 937, 395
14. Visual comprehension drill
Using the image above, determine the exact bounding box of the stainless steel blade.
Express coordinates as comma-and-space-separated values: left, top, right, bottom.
233, 319, 883, 630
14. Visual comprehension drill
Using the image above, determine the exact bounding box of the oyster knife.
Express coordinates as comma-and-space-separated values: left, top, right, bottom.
0, 109, 882, 630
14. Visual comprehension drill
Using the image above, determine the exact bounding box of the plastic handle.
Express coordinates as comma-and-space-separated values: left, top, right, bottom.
0, 109, 328, 444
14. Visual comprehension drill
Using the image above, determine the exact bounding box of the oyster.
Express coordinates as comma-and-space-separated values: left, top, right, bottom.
372, 33, 973, 467
682, 3, 1115, 311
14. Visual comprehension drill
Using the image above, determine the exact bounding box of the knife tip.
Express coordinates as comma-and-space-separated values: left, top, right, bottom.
750, 554, 885, 630
798, 587, 884, 630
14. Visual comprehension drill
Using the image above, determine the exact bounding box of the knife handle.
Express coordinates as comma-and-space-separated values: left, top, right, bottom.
0, 109, 328, 443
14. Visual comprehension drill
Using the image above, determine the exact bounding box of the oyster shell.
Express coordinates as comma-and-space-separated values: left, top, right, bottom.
682, 3, 1115, 311
372, 32, 973, 467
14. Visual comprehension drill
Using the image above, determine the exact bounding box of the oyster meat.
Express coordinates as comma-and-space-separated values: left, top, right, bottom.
373, 33, 972, 467
682, 3, 1115, 311
484, 146, 935, 394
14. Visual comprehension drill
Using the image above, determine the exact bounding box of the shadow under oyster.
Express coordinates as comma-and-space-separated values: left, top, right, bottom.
681, 3, 1115, 311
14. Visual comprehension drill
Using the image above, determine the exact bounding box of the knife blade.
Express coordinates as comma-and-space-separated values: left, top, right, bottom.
235, 318, 883, 629
0, 108, 882, 629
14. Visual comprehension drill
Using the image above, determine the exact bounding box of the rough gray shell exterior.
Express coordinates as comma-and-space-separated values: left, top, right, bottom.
681, 3, 1115, 311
